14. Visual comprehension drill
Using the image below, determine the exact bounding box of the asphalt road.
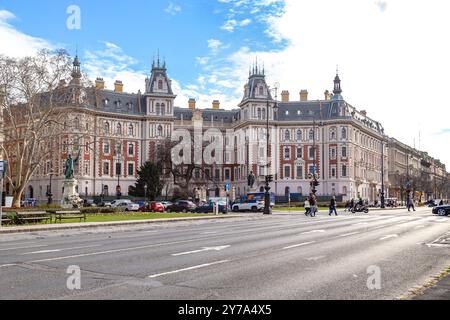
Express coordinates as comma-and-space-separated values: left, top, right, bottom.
0, 207, 449, 300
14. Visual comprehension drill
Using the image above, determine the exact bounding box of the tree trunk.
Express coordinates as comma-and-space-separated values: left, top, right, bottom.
12, 193, 22, 209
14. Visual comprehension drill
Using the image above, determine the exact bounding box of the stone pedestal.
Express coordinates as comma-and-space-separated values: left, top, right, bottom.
61, 178, 83, 209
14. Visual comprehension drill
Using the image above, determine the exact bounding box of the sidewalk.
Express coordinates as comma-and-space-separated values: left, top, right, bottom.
0, 214, 246, 234
412, 269, 450, 300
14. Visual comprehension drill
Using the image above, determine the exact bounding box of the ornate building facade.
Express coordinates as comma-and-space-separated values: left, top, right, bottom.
10, 56, 448, 204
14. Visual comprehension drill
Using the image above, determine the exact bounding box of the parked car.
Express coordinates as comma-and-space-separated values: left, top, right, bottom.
166, 200, 197, 213
83, 199, 97, 207
150, 201, 165, 213
160, 201, 173, 210
110, 199, 132, 208
432, 205, 450, 216
232, 200, 265, 212
195, 202, 228, 214
125, 202, 140, 212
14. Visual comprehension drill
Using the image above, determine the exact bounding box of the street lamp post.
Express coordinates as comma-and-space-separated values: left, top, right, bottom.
144, 183, 148, 202
380, 140, 385, 209
264, 84, 279, 215
47, 169, 54, 205
115, 143, 122, 199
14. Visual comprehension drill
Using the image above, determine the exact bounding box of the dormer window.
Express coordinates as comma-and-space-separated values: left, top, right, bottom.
115, 100, 121, 108
103, 99, 109, 106
158, 80, 163, 90
259, 86, 264, 96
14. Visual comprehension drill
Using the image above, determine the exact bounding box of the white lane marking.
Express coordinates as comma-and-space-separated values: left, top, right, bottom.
434, 218, 449, 222
0, 244, 48, 252
306, 256, 326, 261
300, 230, 326, 235
337, 232, 360, 238
352, 222, 369, 226
0, 264, 18, 268
283, 241, 315, 250
148, 260, 229, 279
28, 238, 211, 263
172, 245, 230, 257
380, 234, 399, 240
21, 245, 101, 256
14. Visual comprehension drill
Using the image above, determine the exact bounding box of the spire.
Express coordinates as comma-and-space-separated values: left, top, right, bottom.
70, 51, 82, 85
333, 67, 342, 96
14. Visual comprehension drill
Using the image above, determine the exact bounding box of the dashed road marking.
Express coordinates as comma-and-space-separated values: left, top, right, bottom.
283, 241, 315, 250
148, 260, 229, 279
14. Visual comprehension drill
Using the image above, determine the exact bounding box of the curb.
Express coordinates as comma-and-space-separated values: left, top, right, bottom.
0, 214, 247, 235
397, 265, 450, 300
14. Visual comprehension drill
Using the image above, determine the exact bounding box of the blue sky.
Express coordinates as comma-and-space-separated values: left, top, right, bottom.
1, 0, 450, 167
0, 0, 287, 106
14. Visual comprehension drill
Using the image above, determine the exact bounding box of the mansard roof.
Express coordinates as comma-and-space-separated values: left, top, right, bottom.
174, 107, 239, 123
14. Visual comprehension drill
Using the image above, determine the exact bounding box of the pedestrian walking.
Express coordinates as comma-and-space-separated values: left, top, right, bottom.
407, 197, 416, 212
304, 197, 311, 216
329, 196, 338, 216
350, 198, 355, 212
309, 194, 317, 217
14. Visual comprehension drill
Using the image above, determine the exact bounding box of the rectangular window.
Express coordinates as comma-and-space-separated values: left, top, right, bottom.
103, 162, 110, 175
342, 146, 347, 158
342, 165, 347, 177
215, 169, 220, 180
297, 147, 303, 159
116, 163, 122, 176
309, 165, 315, 175
284, 147, 290, 160
284, 166, 291, 178
330, 148, 336, 160
204, 169, 210, 179
296, 166, 303, 179
195, 169, 200, 179
331, 168, 336, 178
128, 143, 134, 156
85, 163, 89, 176
259, 147, 265, 158
309, 147, 315, 160
224, 169, 231, 181
259, 166, 265, 177
103, 142, 110, 154
128, 163, 134, 176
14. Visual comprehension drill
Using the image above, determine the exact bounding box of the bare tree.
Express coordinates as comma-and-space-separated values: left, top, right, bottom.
0, 50, 86, 208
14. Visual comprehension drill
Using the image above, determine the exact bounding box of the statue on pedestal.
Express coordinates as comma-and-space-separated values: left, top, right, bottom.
61, 151, 83, 209
247, 171, 256, 192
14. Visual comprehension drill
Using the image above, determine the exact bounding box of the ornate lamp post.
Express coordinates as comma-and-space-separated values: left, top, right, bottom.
264, 83, 279, 215
115, 143, 122, 199
144, 183, 148, 202
380, 140, 386, 208
46, 168, 54, 205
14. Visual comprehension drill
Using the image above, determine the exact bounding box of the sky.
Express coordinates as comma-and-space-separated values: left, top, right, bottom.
0, 0, 450, 168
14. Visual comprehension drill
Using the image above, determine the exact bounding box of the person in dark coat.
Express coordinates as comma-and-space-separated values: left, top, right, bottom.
329, 196, 338, 216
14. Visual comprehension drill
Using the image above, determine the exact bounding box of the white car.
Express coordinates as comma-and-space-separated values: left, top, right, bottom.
110, 199, 132, 208
232, 200, 265, 212
125, 203, 140, 212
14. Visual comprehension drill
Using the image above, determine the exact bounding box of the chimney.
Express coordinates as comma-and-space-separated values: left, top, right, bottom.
95, 78, 105, 90
281, 90, 290, 102
114, 80, 123, 93
188, 98, 196, 110
300, 90, 308, 102
212, 100, 220, 110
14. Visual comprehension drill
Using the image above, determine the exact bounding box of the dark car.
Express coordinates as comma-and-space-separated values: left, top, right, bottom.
166, 200, 197, 213
195, 202, 228, 214
432, 205, 450, 216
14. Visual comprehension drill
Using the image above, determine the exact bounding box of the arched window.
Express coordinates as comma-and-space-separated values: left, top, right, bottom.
156, 103, 161, 115
158, 80, 163, 90
157, 125, 163, 137
284, 130, 291, 141
309, 129, 314, 141
104, 122, 110, 134
342, 128, 347, 139
161, 103, 166, 116
128, 124, 134, 136
257, 108, 261, 119
296, 130, 302, 141
74, 117, 80, 130
116, 123, 122, 135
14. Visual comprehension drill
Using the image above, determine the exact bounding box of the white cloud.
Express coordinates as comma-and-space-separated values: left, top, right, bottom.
221, 18, 252, 32
165, 3, 182, 16
208, 0, 450, 167
0, 10, 55, 57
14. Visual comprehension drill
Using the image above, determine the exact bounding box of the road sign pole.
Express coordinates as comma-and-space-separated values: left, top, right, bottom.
0, 177, 3, 229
